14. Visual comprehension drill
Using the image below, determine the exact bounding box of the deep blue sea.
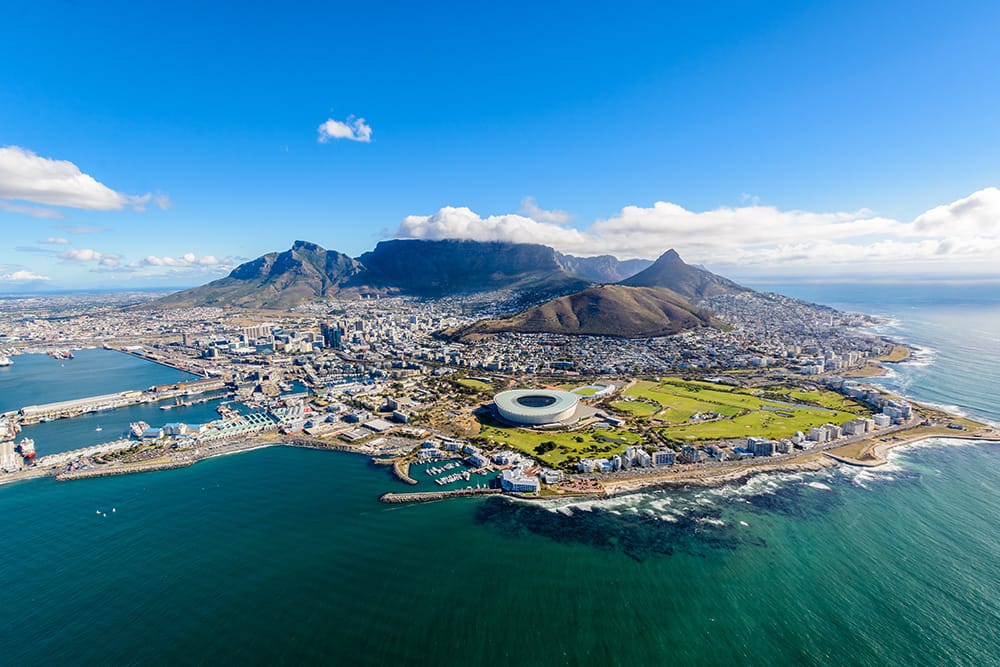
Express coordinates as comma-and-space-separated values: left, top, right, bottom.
1, 284, 998, 665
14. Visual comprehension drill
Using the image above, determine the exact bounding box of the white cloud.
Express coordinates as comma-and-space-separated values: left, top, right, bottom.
398, 206, 592, 249
39, 237, 69, 245
317, 116, 373, 143
393, 187, 1000, 275
61, 225, 109, 234
0, 145, 167, 211
1, 269, 49, 281
141, 253, 220, 267
519, 196, 572, 224
58, 248, 122, 267
0, 200, 62, 219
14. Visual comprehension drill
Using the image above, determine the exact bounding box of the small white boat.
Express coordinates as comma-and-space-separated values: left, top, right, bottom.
95, 426, 103, 432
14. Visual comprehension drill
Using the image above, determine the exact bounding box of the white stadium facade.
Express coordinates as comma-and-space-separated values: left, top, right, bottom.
493, 389, 580, 426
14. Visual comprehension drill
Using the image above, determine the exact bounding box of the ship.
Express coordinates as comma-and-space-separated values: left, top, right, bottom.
129, 421, 150, 438
17, 438, 35, 460
0, 356, 12, 367
47, 350, 75, 360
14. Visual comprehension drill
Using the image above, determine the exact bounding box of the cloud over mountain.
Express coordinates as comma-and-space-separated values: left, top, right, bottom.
394, 188, 1000, 275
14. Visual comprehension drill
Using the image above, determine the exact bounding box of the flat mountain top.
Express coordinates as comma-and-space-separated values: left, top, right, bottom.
145, 239, 747, 311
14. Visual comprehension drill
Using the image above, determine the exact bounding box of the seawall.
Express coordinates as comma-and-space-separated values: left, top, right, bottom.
379, 488, 501, 504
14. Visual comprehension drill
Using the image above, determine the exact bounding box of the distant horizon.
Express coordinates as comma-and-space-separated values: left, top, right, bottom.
3, 2, 999, 289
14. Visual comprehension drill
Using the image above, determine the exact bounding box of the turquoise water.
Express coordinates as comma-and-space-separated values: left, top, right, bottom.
0, 348, 198, 413
0, 348, 215, 457
1, 286, 999, 665
17, 395, 231, 458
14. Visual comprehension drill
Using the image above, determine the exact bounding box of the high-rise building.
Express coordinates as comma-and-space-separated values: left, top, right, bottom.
321, 322, 344, 349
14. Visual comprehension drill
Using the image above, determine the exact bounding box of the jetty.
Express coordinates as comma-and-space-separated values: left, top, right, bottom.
379, 488, 501, 504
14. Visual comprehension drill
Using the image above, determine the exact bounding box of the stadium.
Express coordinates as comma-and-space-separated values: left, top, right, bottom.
493, 389, 581, 426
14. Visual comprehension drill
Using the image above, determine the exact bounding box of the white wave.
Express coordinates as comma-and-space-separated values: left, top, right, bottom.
659, 513, 678, 523
807, 481, 832, 491
886, 436, 983, 458
696, 517, 725, 527
739, 520, 749, 526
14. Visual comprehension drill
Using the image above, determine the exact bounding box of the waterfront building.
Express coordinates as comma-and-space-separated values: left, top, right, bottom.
809, 426, 829, 443
823, 424, 843, 440
500, 468, 540, 494
748, 438, 775, 457
162, 423, 188, 436
680, 446, 704, 463
841, 419, 869, 436
873, 413, 892, 428
652, 449, 676, 466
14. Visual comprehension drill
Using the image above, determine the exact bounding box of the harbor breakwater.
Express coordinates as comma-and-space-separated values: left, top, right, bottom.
379, 488, 501, 504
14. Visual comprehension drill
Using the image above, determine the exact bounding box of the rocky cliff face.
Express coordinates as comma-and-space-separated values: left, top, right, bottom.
151, 240, 369, 309
555, 253, 652, 283
619, 249, 750, 300
147, 239, 748, 311
358, 239, 588, 297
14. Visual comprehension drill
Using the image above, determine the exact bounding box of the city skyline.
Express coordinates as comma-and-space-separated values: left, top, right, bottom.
3, 1, 1000, 289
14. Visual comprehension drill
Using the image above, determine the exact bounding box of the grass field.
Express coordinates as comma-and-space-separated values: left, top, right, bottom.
572, 386, 602, 397
477, 420, 641, 469
457, 378, 492, 391
621, 380, 747, 422
615, 378, 863, 442
609, 399, 659, 417
783, 388, 867, 412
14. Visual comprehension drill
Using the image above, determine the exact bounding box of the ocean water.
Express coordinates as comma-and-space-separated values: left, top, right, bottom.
1, 285, 999, 665
0, 348, 198, 414
0, 349, 210, 457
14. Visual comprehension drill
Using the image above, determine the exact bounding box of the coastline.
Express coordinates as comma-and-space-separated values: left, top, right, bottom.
3, 338, 997, 501
4, 410, 998, 501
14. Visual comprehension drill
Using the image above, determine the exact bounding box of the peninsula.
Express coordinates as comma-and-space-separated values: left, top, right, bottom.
1, 240, 995, 500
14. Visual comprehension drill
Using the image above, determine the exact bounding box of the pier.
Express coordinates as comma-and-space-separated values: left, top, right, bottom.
15, 378, 229, 425
379, 488, 501, 504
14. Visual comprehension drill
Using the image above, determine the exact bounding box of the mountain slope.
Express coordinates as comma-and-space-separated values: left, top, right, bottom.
619, 249, 750, 300
450, 284, 722, 340
555, 253, 652, 283
151, 240, 369, 309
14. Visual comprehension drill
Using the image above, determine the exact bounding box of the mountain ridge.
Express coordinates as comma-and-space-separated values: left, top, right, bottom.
146, 239, 744, 312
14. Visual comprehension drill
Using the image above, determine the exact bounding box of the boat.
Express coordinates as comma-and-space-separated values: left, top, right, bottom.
95, 426, 103, 432
0, 356, 12, 367
17, 438, 35, 459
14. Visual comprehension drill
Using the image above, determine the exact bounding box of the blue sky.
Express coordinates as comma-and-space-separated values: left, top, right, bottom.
2, 0, 1000, 289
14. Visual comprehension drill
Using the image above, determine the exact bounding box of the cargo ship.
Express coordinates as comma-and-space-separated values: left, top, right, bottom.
17, 438, 35, 460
